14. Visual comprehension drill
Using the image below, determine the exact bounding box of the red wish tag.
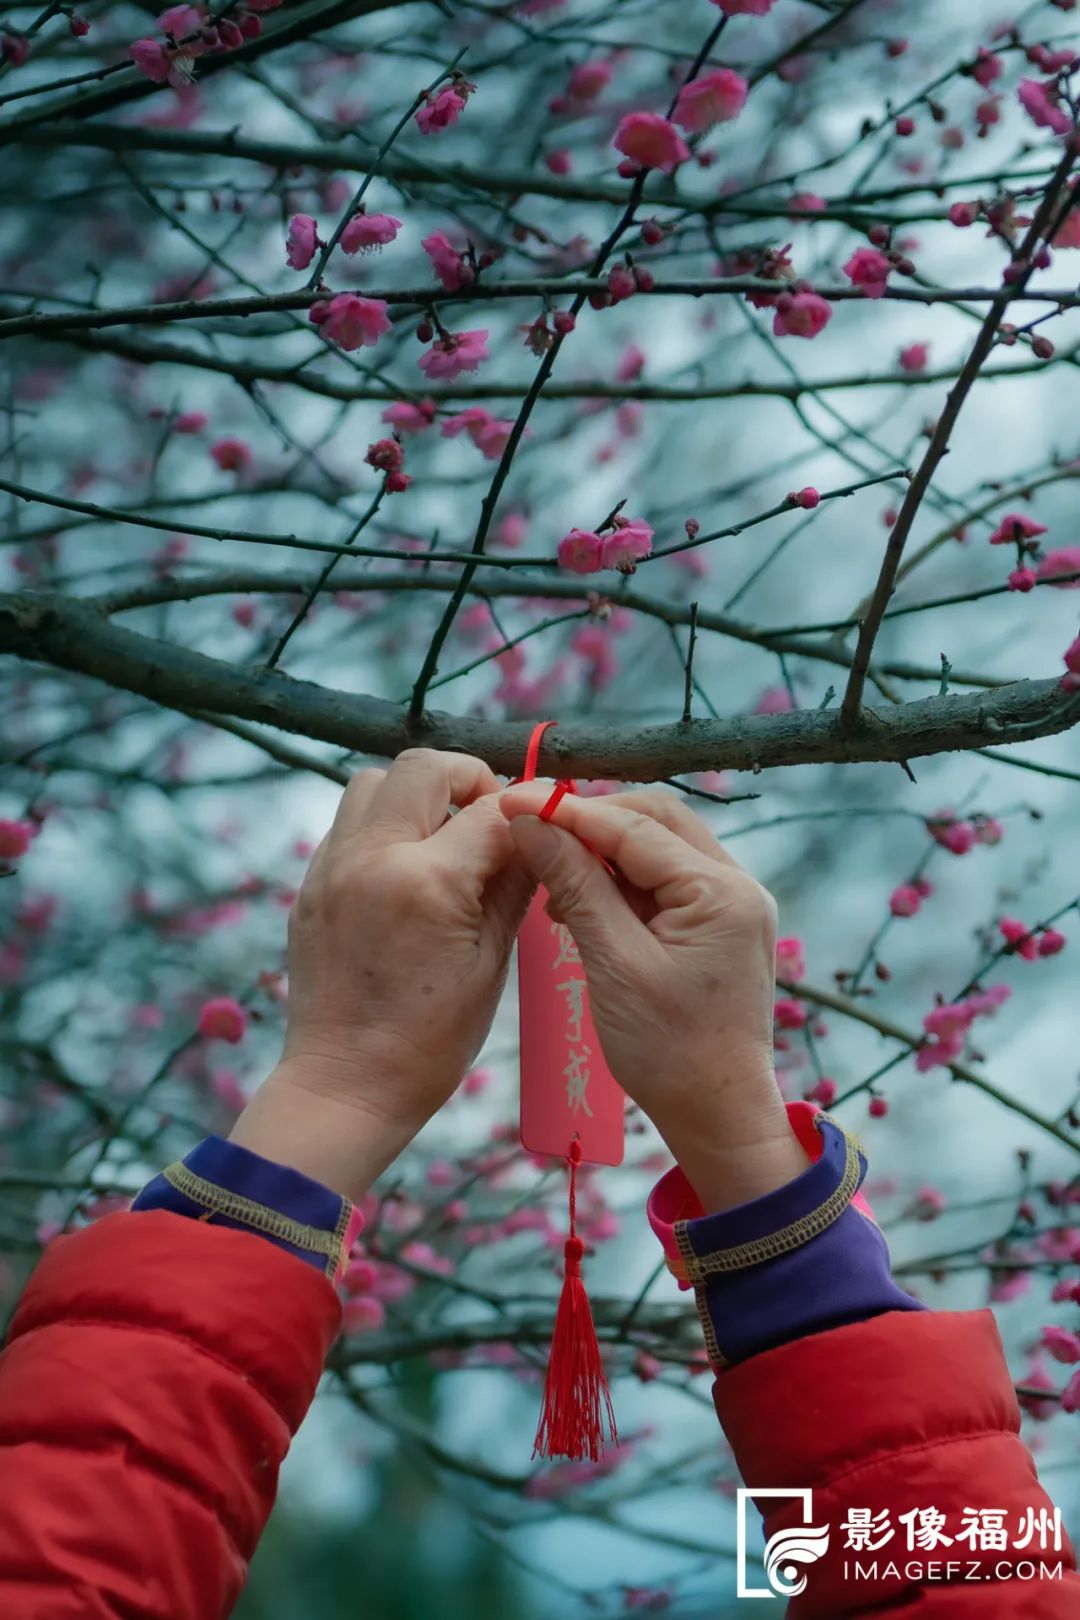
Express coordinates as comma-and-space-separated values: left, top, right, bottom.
518, 890, 625, 1167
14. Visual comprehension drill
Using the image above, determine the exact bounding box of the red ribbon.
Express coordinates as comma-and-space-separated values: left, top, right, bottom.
515, 721, 619, 1463
513, 720, 613, 873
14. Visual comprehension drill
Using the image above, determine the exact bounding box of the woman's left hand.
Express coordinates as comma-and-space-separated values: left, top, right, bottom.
231, 749, 533, 1200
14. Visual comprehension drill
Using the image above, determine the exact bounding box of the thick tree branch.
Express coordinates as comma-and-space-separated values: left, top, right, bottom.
2, 589, 1076, 778
3, 278, 1078, 342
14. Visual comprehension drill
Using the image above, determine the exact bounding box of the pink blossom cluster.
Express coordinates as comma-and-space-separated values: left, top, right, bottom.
556, 516, 654, 575
130, 0, 280, 87
365, 437, 411, 493
927, 810, 1002, 856
916, 984, 1011, 1071
440, 408, 515, 461
889, 876, 933, 918
382, 398, 437, 435
415, 74, 476, 135
417, 329, 489, 380
309, 293, 392, 351
998, 917, 1067, 960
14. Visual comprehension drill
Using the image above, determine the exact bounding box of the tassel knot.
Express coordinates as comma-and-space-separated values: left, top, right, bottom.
532, 1138, 618, 1464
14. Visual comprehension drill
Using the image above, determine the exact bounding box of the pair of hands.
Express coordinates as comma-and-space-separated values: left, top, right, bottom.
231, 748, 807, 1213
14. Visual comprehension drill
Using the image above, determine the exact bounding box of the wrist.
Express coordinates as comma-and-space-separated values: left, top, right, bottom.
647, 1048, 809, 1214
229, 1061, 421, 1203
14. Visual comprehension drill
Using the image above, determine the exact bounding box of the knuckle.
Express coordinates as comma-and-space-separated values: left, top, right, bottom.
393, 746, 441, 770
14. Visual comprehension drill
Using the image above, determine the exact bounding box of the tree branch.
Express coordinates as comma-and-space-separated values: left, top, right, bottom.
2, 589, 1077, 778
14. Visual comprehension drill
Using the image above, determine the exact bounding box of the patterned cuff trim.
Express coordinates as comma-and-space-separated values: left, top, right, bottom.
673, 1116, 863, 1282
161, 1162, 356, 1280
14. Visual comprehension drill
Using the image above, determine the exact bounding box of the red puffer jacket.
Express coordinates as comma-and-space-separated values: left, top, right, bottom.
0, 1210, 1075, 1617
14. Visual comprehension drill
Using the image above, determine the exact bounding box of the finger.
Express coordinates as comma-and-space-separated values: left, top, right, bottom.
502, 787, 721, 902
366, 748, 503, 844
428, 792, 516, 881
319, 767, 386, 851
589, 788, 737, 866
482, 861, 537, 956
507, 814, 649, 962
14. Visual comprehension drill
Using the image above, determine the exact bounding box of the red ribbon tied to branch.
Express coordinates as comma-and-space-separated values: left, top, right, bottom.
513, 719, 619, 1463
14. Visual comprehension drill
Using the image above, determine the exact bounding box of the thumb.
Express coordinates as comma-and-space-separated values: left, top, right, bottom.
508, 815, 623, 956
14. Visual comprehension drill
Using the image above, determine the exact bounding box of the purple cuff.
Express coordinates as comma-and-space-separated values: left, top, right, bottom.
647, 1102, 922, 1367
133, 1135, 363, 1285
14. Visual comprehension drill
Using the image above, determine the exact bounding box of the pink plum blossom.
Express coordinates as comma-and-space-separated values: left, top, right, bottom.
568, 60, 612, 101
285, 214, 319, 270
899, 342, 929, 372
843, 246, 892, 298
310, 294, 391, 350
710, 0, 778, 13
422, 230, 473, 290
197, 996, 246, 1043
1041, 1325, 1080, 1365
0, 820, 33, 860
381, 398, 436, 434
673, 69, 748, 133
601, 516, 653, 570
130, 38, 171, 82
417, 329, 489, 379
1037, 546, 1080, 585
772, 288, 832, 338
890, 884, 922, 918
210, 437, 251, 473
1018, 78, 1073, 137
416, 85, 470, 135
612, 112, 690, 175
999, 917, 1038, 960
1053, 207, 1080, 249
557, 528, 604, 574
441, 408, 514, 460
774, 998, 807, 1030
988, 512, 1047, 545
157, 4, 201, 35
776, 937, 805, 980
340, 211, 402, 252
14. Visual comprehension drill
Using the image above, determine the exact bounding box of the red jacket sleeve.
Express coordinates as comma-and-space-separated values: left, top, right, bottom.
0, 1211, 341, 1619
714, 1307, 1080, 1615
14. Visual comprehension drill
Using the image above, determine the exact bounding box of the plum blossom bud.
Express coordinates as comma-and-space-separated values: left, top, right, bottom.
197, 997, 246, 1043
806, 1077, 838, 1105
890, 883, 922, 917
0, 820, 34, 860
868, 1096, 889, 1118
789, 486, 820, 508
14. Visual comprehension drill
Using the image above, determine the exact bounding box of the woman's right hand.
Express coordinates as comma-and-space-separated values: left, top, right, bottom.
499, 786, 809, 1212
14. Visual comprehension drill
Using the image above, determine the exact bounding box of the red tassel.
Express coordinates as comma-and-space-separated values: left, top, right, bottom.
533, 1140, 618, 1463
